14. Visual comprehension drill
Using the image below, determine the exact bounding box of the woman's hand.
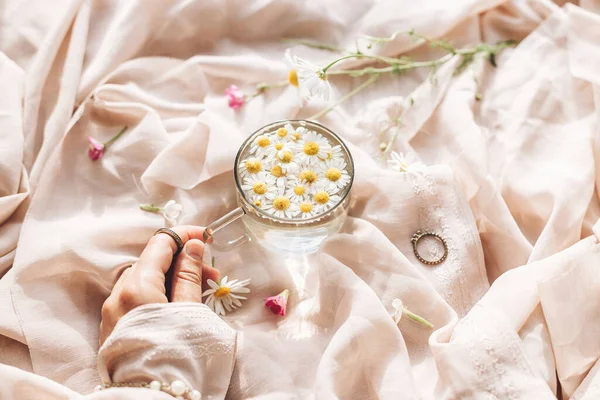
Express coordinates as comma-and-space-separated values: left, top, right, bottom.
99, 225, 220, 345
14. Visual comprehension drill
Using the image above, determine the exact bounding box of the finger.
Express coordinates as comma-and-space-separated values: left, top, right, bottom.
135, 225, 207, 277
112, 264, 132, 291
170, 239, 206, 302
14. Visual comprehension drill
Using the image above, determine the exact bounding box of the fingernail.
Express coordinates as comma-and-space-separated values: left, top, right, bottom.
185, 239, 204, 261
205, 228, 214, 244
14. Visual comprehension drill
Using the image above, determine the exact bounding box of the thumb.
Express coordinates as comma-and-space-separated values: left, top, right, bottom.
170, 239, 206, 302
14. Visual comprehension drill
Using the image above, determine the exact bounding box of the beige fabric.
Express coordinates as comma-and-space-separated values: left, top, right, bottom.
0, 302, 235, 399
2, 0, 600, 399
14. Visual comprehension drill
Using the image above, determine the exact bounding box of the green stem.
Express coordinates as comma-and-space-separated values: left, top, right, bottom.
139, 204, 162, 213
307, 75, 379, 120
212, 256, 216, 269
246, 80, 289, 100
403, 307, 434, 328
322, 55, 360, 73
326, 54, 453, 76
104, 126, 128, 147
281, 38, 346, 53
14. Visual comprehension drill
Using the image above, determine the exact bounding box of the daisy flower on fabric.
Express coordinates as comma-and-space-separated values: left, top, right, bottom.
203, 276, 251, 316
285, 49, 332, 101
311, 183, 342, 214
264, 193, 295, 219
391, 298, 433, 328
239, 157, 265, 178
289, 199, 317, 219
139, 200, 182, 226
317, 158, 351, 192
294, 130, 331, 165
250, 134, 275, 159
241, 172, 278, 200
388, 152, 423, 173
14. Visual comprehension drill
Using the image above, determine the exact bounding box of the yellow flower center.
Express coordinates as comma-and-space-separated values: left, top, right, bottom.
273, 196, 291, 211
399, 163, 409, 172
292, 133, 302, 141
299, 170, 317, 184
288, 69, 299, 87
275, 143, 284, 151
245, 159, 262, 174
294, 185, 305, 195
271, 165, 285, 178
278, 150, 293, 163
215, 287, 231, 298
254, 199, 262, 207
327, 150, 333, 160
314, 191, 329, 204
300, 202, 313, 213
277, 128, 288, 138
252, 182, 267, 195
304, 142, 320, 156
256, 136, 270, 147
326, 168, 342, 182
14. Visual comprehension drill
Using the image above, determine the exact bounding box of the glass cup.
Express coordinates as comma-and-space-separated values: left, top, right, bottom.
203, 120, 354, 254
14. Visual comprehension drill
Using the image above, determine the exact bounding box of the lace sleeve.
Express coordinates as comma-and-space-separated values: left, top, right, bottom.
97, 302, 237, 400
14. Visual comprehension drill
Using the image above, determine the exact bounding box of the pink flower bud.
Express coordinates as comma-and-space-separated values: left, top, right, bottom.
88, 136, 105, 161
225, 84, 245, 109
264, 289, 290, 316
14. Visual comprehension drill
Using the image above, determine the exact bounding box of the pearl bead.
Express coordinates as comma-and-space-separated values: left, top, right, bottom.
190, 389, 202, 400
170, 380, 187, 396
149, 380, 162, 390
94, 385, 102, 392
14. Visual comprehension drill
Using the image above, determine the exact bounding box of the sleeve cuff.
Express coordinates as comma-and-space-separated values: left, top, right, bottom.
97, 302, 236, 399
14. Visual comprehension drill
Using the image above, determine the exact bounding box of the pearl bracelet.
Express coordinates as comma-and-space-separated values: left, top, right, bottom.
94, 379, 201, 400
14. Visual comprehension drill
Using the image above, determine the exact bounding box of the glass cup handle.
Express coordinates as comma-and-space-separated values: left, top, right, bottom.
203, 207, 250, 251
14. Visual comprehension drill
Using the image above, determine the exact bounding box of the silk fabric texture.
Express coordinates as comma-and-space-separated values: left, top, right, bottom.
2, 0, 600, 399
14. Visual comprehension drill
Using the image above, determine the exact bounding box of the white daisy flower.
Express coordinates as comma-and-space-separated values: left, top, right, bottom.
317, 158, 351, 192
294, 130, 331, 165
250, 195, 265, 209
202, 276, 251, 316
289, 199, 317, 219
392, 298, 404, 324
161, 200, 182, 225
274, 148, 299, 174
250, 134, 275, 158
290, 126, 308, 143
272, 123, 295, 143
296, 167, 320, 186
391, 298, 434, 328
268, 164, 288, 189
325, 144, 344, 161
240, 172, 277, 200
285, 49, 332, 101
311, 183, 342, 214
264, 193, 295, 219
239, 157, 264, 178
285, 178, 311, 203
388, 152, 424, 173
